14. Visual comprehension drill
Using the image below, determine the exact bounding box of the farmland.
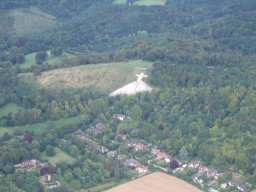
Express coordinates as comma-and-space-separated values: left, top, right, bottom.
106, 172, 202, 192
21, 60, 152, 93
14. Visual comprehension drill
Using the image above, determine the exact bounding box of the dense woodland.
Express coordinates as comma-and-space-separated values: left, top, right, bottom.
0, 0, 256, 191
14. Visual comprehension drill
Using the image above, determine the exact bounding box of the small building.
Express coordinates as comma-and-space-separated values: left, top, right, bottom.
136, 165, 148, 174
165, 155, 174, 163
16, 159, 45, 170
39, 174, 51, 184
92, 123, 106, 135
107, 150, 117, 158
188, 161, 200, 169
47, 181, 61, 189
113, 114, 126, 121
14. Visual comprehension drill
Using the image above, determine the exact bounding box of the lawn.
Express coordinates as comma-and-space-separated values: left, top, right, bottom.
0, 103, 23, 117
43, 147, 75, 165
21, 60, 152, 93
0, 113, 88, 134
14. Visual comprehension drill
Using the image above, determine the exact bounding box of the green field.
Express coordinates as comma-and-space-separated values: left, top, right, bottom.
21, 51, 76, 70
0, 113, 88, 134
113, 0, 166, 6
0, 6, 56, 37
0, 128, 13, 137
0, 103, 23, 117
43, 147, 75, 165
21, 60, 152, 93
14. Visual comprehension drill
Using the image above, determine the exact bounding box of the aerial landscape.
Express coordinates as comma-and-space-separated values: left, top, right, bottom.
0, 0, 256, 191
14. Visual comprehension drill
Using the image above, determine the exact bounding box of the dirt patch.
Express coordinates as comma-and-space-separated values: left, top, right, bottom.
106, 172, 202, 192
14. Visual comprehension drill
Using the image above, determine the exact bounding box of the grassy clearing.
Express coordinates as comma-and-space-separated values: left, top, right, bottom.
113, 0, 166, 6
113, 0, 127, 4
0, 103, 23, 117
0, 113, 88, 134
21, 52, 76, 70
21, 60, 152, 93
0, 128, 13, 137
43, 147, 75, 165
134, 0, 166, 6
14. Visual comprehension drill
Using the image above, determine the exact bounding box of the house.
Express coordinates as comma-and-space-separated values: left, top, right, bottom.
107, 150, 117, 158
207, 169, 221, 180
39, 174, 51, 184
221, 183, 228, 189
188, 161, 200, 169
113, 114, 126, 121
16, 159, 45, 169
151, 148, 160, 155
46, 181, 61, 189
78, 132, 89, 141
124, 158, 140, 168
198, 165, 209, 173
100, 146, 109, 153
156, 151, 167, 159
117, 154, 126, 161
115, 134, 127, 140
126, 140, 148, 152
92, 123, 106, 135
165, 155, 174, 163
135, 165, 148, 174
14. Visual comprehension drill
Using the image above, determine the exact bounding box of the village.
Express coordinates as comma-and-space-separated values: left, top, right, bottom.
13, 113, 252, 192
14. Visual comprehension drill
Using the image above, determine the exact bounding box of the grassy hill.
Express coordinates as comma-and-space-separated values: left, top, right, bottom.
20, 60, 152, 93
0, 6, 56, 37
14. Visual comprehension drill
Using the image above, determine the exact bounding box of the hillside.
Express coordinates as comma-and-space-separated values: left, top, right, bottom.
0, 0, 255, 192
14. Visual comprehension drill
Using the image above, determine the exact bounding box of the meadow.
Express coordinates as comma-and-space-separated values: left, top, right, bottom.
0, 113, 88, 135
21, 51, 76, 70
21, 60, 152, 93
0, 6, 56, 37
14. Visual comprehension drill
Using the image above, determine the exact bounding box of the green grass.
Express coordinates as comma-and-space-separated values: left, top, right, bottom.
0, 128, 13, 137
134, 0, 166, 6
0, 103, 23, 117
113, 0, 127, 4
43, 147, 75, 165
0, 113, 88, 134
21, 60, 152, 93
113, 0, 166, 6
20, 52, 76, 70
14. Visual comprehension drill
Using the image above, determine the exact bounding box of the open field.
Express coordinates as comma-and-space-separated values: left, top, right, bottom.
21, 60, 152, 93
0, 113, 88, 134
0, 6, 56, 37
43, 147, 75, 165
21, 52, 76, 70
0, 103, 23, 118
134, 0, 166, 6
106, 172, 202, 192
113, 0, 166, 6
0, 128, 13, 137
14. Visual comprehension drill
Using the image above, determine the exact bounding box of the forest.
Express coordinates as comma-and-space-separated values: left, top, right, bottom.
0, 0, 256, 191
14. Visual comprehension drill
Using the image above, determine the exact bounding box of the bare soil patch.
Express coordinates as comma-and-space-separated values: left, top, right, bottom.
106, 172, 202, 192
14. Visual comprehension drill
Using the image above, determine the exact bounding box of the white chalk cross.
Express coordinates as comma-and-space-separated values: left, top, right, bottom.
136, 73, 148, 82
